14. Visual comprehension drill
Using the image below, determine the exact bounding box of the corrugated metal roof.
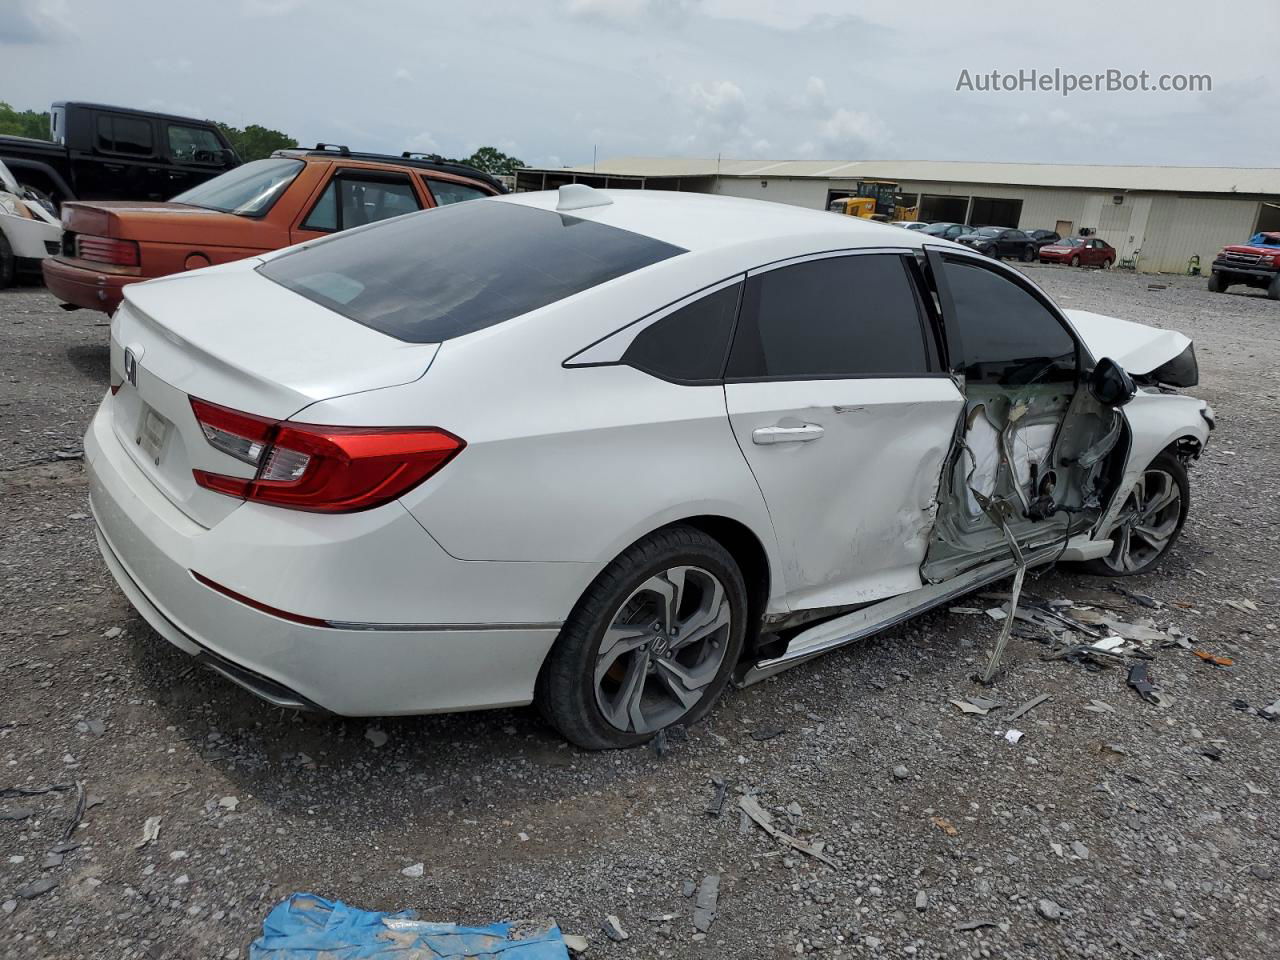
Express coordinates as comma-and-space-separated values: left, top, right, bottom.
524, 156, 1280, 195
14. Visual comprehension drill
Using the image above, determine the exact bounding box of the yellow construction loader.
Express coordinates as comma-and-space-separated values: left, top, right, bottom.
828, 181, 919, 222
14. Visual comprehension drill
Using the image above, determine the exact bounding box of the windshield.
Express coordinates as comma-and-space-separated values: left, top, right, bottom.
976, 227, 1004, 236
259, 200, 686, 343
921, 223, 954, 235
1058, 237, 1084, 247
171, 157, 303, 216
1249, 232, 1280, 247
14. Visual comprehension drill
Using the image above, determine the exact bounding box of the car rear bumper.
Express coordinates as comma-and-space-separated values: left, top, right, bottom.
42, 256, 143, 313
85, 397, 579, 716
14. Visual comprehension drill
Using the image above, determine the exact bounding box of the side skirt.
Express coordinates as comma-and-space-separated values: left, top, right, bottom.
737, 541, 1070, 687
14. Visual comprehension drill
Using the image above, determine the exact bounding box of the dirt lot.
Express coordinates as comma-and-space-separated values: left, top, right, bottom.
1, 266, 1278, 960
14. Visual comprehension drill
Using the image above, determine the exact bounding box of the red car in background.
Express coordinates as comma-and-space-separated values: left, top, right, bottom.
1038, 236, 1116, 268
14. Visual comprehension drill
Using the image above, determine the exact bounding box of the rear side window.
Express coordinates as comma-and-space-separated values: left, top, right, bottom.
97, 115, 153, 156
260, 200, 685, 343
727, 254, 932, 380
302, 173, 421, 232
939, 258, 1076, 385
623, 282, 741, 383
426, 179, 489, 206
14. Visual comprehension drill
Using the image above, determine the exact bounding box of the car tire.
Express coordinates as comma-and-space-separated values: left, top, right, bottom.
536, 525, 748, 750
1070, 255, 1080, 267
0, 231, 14, 290
1207, 272, 1226, 293
1269, 274, 1280, 301
1080, 451, 1189, 577
1021, 245, 1035, 262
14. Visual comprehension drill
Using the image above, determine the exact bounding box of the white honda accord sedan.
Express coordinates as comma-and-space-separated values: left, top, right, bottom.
86, 186, 1212, 748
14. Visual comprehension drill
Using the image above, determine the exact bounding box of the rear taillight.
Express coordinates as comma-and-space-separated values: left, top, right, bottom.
189, 397, 464, 513
77, 235, 140, 266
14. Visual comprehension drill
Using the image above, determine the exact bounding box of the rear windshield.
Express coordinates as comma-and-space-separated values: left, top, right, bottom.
257, 200, 685, 343
171, 157, 303, 216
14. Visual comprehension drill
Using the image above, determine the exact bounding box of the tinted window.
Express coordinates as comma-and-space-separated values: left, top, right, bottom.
427, 179, 489, 206
97, 115, 153, 156
260, 200, 685, 343
167, 124, 224, 164
302, 174, 420, 231
726, 254, 931, 380
172, 157, 302, 215
941, 259, 1076, 385
623, 282, 741, 383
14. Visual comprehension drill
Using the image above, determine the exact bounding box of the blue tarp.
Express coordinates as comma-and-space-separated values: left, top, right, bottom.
250, 894, 571, 959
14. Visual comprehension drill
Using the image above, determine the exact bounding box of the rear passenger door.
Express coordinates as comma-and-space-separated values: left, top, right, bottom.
723, 251, 964, 611
290, 168, 423, 244
422, 177, 492, 206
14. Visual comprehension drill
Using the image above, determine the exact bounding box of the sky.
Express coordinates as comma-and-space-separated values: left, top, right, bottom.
2, 0, 1278, 169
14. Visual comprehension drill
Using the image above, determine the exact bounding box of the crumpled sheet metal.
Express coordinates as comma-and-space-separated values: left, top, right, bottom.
250, 894, 571, 959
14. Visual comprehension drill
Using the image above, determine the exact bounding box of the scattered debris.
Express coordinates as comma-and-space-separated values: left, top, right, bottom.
0, 807, 35, 822
1193, 650, 1233, 667
400, 862, 424, 878
364, 727, 388, 749
218, 795, 240, 811
681, 880, 696, 898
738, 795, 839, 868
562, 933, 589, 953
750, 725, 786, 742
930, 816, 959, 837
1004, 729, 1024, 745
1246, 783, 1269, 796
1071, 841, 1090, 860
985, 607, 1008, 621
950, 695, 1003, 716
1083, 700, 1115, 714
1126, 663, 1170, 707
136, 815, 161, 849
1250, 865, 1274, 882
915, 891, 928, 912
601, 915, 628, 942
1198, 745, 1223, 762
692, 874, 719, 933
1221, 599, 1258, 614
948, 606, 984, 615
61, 782, 85, 842
704, 778, 727, 817
892, 765, 910, 781
1006, 693, 1050, 721
0, 783, 73, 798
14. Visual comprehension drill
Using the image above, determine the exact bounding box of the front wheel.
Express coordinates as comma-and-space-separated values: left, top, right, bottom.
1081, 452, 1189, 577
1207, 272, 1227, 293
1021, 245, 1035, 262
537, 526, 748, 749
0, 231, 14, 290
1269, 273, 1280, 301
1070, 255, 1080, 267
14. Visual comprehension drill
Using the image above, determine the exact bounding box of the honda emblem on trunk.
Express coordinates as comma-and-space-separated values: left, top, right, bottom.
123, 344, 143, 387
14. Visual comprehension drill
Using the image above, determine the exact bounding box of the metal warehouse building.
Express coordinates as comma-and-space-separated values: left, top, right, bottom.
515, 158, 1280, 274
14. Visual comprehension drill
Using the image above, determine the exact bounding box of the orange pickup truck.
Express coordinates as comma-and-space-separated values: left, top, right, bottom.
43, 144, 504, 313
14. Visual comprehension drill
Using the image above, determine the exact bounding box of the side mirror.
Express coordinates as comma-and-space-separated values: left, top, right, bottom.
1088, 357, 1136, 408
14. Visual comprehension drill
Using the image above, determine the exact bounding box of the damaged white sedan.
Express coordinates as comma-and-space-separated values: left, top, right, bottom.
0, 159, 60, 288
85, 186, 1211, 748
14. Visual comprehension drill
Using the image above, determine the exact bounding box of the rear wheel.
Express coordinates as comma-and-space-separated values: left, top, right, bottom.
1269, 274, 1280, 301
1082, 452, 1188, 577
1021, 245, 1035, 262
0, 231, 14, 289
1207, 272, 1227, 293
537, 525, 747, 749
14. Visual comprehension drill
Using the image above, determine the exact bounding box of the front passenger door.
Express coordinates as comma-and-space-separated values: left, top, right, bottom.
723, 251, 964, 611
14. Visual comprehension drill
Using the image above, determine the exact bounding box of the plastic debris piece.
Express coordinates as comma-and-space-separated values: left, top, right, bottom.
692, 875, 719, 933
915, 891, 928, 912
985, 607, 1008, 621
136, 815, 161, 849
0, 806, 35, 821
950, 699, 988, 716
738, 795, 839, 868
704, 778, 727, 817
930, 816, 958, 837
1198, 745, 1223, 762
249, 894, 570, 958
562, 934, 589, 954
1004, 729, 1024, 745
601, 915, 628, 942
1193, 650, 1234, 667
364, 727, 388, 748
218, 796, 240, 811
1083, 700, 1115, 714
1126, 663, 1160, 704
401, 863, 424, 878
1038, 898, 1069, 921
14, 876, 57, 900
750, 725, 786, 742
948, 606, 984, 615
1090, 636, 1128, 653
954, 918, 997, 932
1221, 599, 1258, 613
1006, 694, 1050, 721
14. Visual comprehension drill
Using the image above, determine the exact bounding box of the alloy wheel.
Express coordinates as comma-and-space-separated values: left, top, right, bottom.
1102, 468, 1182, 573
593, 565, 732, 734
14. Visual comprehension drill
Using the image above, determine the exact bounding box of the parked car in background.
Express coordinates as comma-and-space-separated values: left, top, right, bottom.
86, 187, 1210, 748
1025, 229, 1061, 250
1039, 236, 1116, 268
0, 159, 61, 287
0, 102, 239, 209
1208, 232, 1280, 299
920, 222, 968, 241
43, 145, 504, 313
891, 220, 928, 230
955, 226, 1038, 261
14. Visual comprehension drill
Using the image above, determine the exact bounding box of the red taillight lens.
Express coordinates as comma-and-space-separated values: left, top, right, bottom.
76, 235, 140, 267
189, 397, 464, 513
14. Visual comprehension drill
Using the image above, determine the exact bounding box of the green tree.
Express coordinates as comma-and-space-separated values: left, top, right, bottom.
0, 102, 52, 140
464, 146, 524, 176
215, 122, 297, 162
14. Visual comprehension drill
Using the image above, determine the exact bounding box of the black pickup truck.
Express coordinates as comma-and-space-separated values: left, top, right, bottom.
0, 102, 240, 208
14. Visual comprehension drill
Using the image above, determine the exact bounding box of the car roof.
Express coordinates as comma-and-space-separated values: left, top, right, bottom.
497, 189, 925, 256
272, 147, 504, 191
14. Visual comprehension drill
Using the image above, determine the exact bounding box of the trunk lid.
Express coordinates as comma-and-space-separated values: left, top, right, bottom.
1061, 309, 1190, 375
108, 259, 438, 527
61, 200, 273, 246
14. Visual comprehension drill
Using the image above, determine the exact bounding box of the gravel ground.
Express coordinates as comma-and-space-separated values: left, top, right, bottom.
1, 266, 1278, 960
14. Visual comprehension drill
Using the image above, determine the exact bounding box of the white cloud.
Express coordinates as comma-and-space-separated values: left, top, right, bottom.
564, 0, 699, 22
393, 66, 412, 82
240, 0, 309, 16
405, 131, 440, 154
820, 108, 890, 151
0, 0, 74, 44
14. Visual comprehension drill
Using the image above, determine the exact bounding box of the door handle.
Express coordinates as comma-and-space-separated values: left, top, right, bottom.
752, 423, 825, 445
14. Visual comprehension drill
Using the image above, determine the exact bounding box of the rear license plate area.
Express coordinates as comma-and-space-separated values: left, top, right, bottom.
137, 404, 169, 465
